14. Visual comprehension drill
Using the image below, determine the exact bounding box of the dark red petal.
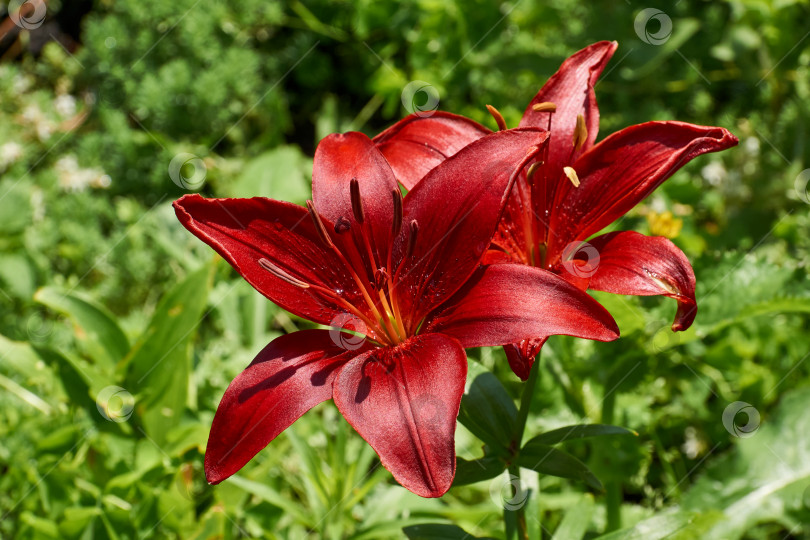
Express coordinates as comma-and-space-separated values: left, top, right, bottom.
332, 334, 467, 498
312, 132, 399, 265
546, 121, 739, 264
586, 231, 697, 331
396, 128, 548, 333
174, 195, 364, 326
423, 264, 619, 348
519, 41, 617, 245
520, 40, 616, 167
204, 330, 369, 484
504, 338, 548, 381
373, 112, 491, 189
490, 172, 534, 265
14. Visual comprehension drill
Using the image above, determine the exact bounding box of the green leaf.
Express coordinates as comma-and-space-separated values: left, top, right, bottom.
35, 345, 111, 399
34, 287, 129, 373
457, 360, 517, 452
680, 387, 810, 538
230, 145, 311, 203
518, 442, 603, 491
227, 475, 314, 528
0, 254, 35, 300
453, 455, 506, 487
527, 424, 636, 446
123, 265, 212, 445
20, 512, 59, 538
595, 512, 695, 540
403, 523, 495, 540
552, 494, 595, 540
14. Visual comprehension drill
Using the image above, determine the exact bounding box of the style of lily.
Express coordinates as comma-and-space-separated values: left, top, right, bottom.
173, 129, 620, 497
373, 41, 738, 379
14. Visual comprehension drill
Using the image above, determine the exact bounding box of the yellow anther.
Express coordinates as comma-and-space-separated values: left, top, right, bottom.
526, 161, 543, 181
532, 102, 557, 113
563, 166, 580, 188
486, 104, 508, 131
573, 114, 588, 151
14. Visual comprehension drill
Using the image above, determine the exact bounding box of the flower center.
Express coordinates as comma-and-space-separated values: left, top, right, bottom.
259, 183, 415, 348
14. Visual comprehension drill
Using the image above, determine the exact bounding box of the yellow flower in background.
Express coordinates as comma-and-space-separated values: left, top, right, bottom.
647, 210, 683, 238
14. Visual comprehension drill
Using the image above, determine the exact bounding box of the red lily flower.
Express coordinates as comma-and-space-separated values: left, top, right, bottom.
173, 129, 619, 497
373, 41, 738, 379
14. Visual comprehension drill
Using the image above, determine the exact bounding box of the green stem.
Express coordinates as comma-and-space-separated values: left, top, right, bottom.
504, 356, 541, 540
602, 384, 621, 532
606, 482, 622, 532
515, 358, 540, 445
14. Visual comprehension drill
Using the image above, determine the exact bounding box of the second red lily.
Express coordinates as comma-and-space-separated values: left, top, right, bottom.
373, 41, 738, 379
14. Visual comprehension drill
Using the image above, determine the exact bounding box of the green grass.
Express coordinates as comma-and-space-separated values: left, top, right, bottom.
1, 0, 809, 538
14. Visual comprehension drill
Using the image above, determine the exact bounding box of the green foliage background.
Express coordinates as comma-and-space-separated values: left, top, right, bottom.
1, 0, 809, 538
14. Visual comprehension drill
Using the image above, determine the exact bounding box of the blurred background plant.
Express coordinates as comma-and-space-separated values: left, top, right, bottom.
1, 0, 809, 538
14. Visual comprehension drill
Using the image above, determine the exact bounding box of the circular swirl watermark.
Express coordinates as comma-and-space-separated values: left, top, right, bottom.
561, 241, 600, 279
9, 0, 46, 30
169, 153, 207, 191
96, 386, 135, 422
634, 8, 673, 45
490, 473, 528, 511
411, 393, 445, 429
174, 463, 207, 501
722, 401, 760, 439
25, 309, 53, 343
794, 168, 810, 204
329, 313, 367, 350
401, 80, 440, 118
647, 321, 681, 353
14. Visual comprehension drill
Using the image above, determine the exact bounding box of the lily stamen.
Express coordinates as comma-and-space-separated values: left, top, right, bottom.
573, 114, 588, 151
350, 177, 365, 224
532, 101, 557, 112
306, 200, 335, 248
392, 188, 403, 237
563, 166, 580, 187
258, 258, 310, 289
486, 104, 508, 131
406, 220, 419, 258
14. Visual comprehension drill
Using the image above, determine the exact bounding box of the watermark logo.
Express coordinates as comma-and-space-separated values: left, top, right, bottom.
647, 320, 681, 353
634, 8, 673, 45
794, 168, 810, 204
96, 386, 135, 422
411, 393, 445, 429
722, 401, 760, 439
169, 153, 207, 191
329, 313, 367, 350
561, 241, 600, 279
401, 81, 440, 118
25, 309, 53, 343
9, 0, 46, 30
490, 473, 528, 511
175, 463, 206, 501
